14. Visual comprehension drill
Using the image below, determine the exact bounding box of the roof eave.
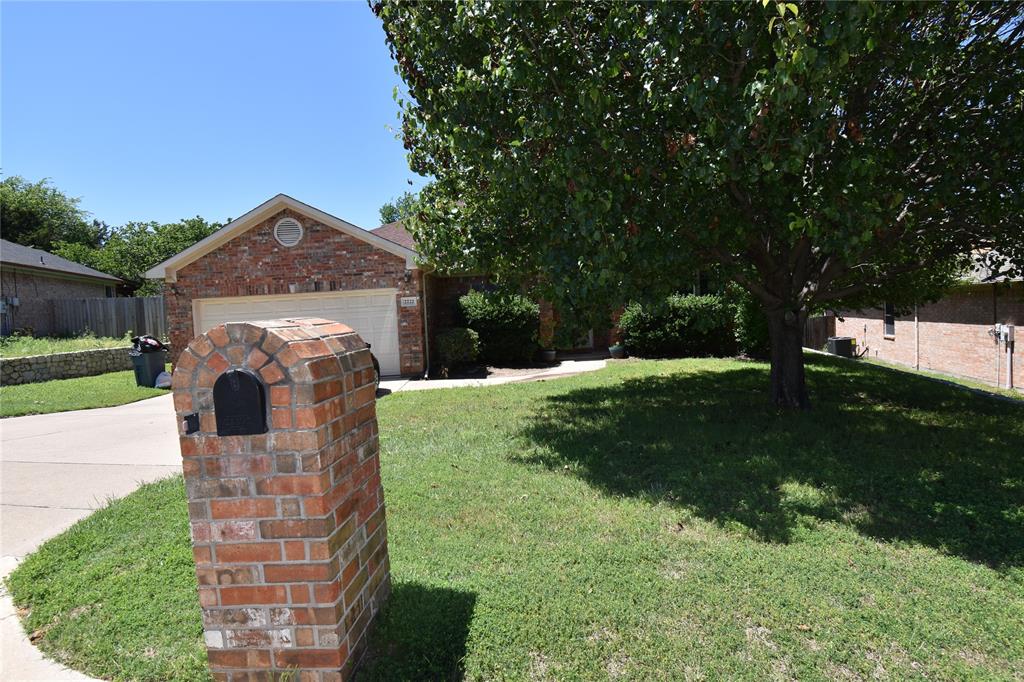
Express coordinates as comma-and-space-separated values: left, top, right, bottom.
2, 261, 121, 284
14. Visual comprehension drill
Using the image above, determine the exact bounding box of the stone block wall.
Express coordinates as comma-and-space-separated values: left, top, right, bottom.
0, 346, 133, 385
173, 318, 389, 681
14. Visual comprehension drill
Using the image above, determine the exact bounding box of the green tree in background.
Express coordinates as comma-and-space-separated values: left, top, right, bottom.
378, 190, 418, 224
0, 176, 107, 250
54, 217, 222, 296
377, 1, 1024, 408
1, 174, 223, 295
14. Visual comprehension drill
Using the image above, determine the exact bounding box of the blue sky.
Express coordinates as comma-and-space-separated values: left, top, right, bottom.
1, 1, 424, 229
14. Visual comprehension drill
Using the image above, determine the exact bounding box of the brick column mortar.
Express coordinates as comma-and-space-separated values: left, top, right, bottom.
172, 318, 390, 682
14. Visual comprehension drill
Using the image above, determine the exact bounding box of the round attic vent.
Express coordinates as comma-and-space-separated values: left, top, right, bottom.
273, 217, 303, 247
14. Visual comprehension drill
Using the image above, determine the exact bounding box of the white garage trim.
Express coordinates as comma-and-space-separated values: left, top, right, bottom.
193, 288, 402, 376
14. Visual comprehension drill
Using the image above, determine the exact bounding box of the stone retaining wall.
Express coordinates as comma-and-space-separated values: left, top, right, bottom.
0, 346, 133, 385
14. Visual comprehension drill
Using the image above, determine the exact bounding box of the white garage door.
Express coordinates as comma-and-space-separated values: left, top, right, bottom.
194, 289, 401, 376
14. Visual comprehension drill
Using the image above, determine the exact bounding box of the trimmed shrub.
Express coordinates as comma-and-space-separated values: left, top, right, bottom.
619, 294, 736, 358
729, 286, 771, 359
436, 327, 480, 371
459, 289, 540, 364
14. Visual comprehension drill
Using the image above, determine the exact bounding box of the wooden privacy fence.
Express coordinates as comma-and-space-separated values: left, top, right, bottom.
52, 296, 167, 339
803, 314, 836, 350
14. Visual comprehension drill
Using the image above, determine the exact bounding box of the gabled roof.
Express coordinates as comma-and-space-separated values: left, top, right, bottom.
144, 194, 421, 281
371, 220, 417, 251
0, 238, 120, 283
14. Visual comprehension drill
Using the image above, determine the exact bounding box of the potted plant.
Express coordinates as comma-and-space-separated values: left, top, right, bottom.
538, 301, 558, 363
608, 322, 626, 359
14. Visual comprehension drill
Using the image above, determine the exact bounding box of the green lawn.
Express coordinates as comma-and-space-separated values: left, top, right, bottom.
0, 332, 131, 358
7, 355, 1024, 680
4, 477, 205, 680
861, 355, 1024, 402
0, 369, 167, 417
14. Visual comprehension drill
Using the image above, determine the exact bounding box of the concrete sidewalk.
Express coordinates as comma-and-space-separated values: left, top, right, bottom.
380, 358, 606, 393
1, 393, 180, 681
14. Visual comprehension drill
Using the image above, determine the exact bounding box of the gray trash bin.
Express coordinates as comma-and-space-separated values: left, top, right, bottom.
132, 350, 167, 387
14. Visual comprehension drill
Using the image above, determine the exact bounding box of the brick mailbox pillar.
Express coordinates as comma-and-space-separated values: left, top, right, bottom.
172, 318, 390, 681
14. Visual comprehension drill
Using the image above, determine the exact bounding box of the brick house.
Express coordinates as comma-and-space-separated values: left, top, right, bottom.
150, 194, 543, 378
835, 270, 1022, 390
1, 238, 121, 336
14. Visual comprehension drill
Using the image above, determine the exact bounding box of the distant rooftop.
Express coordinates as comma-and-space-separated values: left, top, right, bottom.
967, 250, 1020, 284
371, 220, 417, 252
0, 239, 120, 282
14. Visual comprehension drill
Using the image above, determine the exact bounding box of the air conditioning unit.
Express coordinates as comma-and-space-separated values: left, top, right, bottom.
827, 336, 855, 358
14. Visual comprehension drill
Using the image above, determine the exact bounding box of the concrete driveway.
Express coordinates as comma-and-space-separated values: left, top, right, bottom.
1, 393, 180, 681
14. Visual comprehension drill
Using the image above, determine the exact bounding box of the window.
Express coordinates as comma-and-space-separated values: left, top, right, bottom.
883, 303, 896, 337
105, 286, 115, 298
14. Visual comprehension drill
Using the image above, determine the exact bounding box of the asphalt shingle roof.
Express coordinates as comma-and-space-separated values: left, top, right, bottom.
0, 239, 120, 282
371, 220, 418, 252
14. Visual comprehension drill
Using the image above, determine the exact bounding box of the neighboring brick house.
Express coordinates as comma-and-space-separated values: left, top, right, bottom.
1, 238, 120, 336
835, 270, 1022, 390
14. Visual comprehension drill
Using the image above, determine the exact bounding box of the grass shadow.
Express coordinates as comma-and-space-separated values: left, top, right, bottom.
519, 355, 1024, 569
357, 582, 476, 681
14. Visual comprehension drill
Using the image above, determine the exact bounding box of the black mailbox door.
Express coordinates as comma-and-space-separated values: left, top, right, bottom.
212, 369, 268, 436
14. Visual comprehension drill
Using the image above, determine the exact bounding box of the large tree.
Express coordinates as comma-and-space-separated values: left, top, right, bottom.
0, 176, 107, 251
55, 217, 222, 296
377, 1, 1024, 408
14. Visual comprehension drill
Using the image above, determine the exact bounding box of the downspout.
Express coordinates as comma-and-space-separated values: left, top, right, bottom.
1007, 327, 1014, 390
1001, 281, 1013, 391
993, 284, 1000, 387
914, 304, 919, 370
421, 271, 431, 380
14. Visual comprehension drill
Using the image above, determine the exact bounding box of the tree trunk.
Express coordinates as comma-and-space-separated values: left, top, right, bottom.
766, 307, 810, 409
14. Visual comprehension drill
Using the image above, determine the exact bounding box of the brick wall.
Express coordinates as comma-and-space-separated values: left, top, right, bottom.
1, 267, 109, 336
165, 208, 424, 376
173, 318, 389, 681
836, 283, 1023, 389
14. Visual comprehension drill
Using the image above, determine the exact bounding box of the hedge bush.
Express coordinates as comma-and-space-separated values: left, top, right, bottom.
729, 286, 771, 359
619, 294, 737, 358
436, 327, 480, 371
459, 289, 540, 364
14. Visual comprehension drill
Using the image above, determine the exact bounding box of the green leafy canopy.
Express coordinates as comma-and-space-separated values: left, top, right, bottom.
377, 1, 1023, 315
1, 176, 107, 251
378, 190, 419, 224
54, 217, 223, 296
2, 175, 224, 296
